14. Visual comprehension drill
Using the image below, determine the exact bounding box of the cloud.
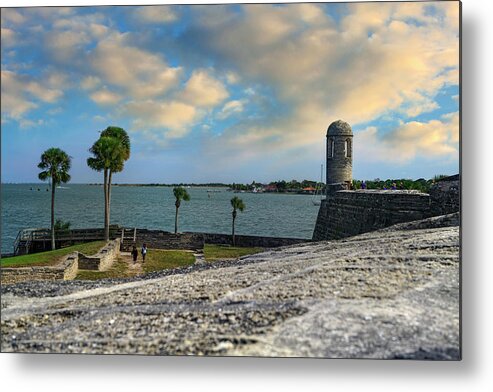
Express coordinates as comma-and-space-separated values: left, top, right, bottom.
90, 89, 122, 105
1, 28, 16, 47
19, 118, 45, 129
1, 8, 27, 25
44, 30, 91, 62
90, 34, 182, 99
80, 76, 101, 90
356, 112, 459, 163
133, 6, 178, 24
179, 70, 229, 108
124, 100, 197, 139
184, 2, 459, 162
1, 70, 64, 120
217, 100, 245, 120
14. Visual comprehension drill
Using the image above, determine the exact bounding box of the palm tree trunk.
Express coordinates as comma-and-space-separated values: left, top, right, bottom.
51, 180, 56, 250
108, 170, 112, 239
232, 211, 236, 246
103, 169, 109, 241
175, 206, 179, 234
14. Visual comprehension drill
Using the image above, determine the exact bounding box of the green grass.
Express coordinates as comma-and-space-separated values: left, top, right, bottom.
75, 249, 195, 280
203, 244, 263, 262
143, 249, 195, 273
75, 257, 138, 280
1, 241, 107, 268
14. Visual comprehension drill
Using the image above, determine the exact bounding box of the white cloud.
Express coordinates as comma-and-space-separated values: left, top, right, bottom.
90, 34, 182, 99
124, 100, 197, 139
90, 89, 122, 105
19, 118, 45, 129
134, 6, 178, 24
1, 70, 63, 120
44, 30, 91, 62
217, 100, 245, 120
179, 70, 229, 108
356, 112, 459, 163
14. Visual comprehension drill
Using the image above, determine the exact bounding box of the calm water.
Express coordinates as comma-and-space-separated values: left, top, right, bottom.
1, 184, 320, 254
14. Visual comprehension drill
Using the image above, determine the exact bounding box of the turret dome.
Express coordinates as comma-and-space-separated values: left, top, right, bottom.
327, 120, 353, 136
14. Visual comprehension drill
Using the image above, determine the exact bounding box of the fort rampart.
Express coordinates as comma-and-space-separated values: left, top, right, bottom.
312, 176, 460, 241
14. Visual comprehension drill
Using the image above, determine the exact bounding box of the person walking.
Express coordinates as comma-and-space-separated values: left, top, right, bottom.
131, 245, 138, 263
141, 243, 147, 263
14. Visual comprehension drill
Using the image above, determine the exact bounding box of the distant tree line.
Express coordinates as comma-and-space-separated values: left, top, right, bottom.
352, 174, 448, 193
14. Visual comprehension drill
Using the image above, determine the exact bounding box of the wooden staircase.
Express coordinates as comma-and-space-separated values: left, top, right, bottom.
120, 228, 137, 251
13, 229, 37, 255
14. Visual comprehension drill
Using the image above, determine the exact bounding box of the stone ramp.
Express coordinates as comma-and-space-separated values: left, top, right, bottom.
1, 224, 460, 358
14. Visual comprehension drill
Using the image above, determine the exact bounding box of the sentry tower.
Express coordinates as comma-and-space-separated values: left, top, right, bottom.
326, 120, 353, 191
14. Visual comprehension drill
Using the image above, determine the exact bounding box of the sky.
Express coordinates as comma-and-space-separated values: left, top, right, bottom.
1, 1, 460, 184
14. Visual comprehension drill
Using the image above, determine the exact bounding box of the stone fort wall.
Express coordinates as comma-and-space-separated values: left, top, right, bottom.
312, 176, 460, 241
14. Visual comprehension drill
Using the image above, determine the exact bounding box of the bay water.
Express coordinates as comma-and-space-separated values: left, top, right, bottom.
1, 184, 320, 254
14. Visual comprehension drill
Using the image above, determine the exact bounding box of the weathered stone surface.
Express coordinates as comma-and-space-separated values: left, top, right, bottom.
1, 216, 459, 359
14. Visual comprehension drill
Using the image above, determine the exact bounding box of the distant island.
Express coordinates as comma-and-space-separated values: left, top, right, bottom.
86, 175, 450, 194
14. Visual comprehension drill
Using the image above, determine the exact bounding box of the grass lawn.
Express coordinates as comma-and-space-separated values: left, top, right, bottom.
75, 257, 138, 280
75, 249, 195, 280
1, 241, 106, 268
203, 244, 263, 262
143, 249, 195, 273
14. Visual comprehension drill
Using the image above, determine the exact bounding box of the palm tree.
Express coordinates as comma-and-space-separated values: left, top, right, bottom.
173, 187, 190, 233
100, 127, 130, 218
230, 196, 245, 246
87, 127, 130, 241
38, 148, 71, 250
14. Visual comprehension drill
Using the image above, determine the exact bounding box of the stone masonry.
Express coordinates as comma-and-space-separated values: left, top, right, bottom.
1, 252, 79, 285
78, 239, 121, 271
313, 190, 432, 241
326, 120, 353, 187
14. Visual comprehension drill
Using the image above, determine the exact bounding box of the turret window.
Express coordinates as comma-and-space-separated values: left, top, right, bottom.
345, 139, 352, 158
329, 138, 334, 158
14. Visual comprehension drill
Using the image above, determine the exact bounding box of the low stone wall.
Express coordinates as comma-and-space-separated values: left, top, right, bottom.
134, 230, 205, 250
128, 230, 306, 250
78, 239, 120, 271
199, 233, 309, 248
313, 190, 432, 240
1, 252, 78, 285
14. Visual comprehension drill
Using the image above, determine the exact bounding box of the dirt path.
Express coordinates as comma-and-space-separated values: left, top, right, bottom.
120, 251, 143, 275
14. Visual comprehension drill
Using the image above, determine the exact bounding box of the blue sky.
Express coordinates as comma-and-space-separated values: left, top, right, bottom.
1, 2, 460, 184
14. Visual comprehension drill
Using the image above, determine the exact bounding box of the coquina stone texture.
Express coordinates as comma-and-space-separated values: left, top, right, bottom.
1, 213, 459, 359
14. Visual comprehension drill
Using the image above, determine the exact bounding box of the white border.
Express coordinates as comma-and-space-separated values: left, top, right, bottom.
1, 0, 492, 391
